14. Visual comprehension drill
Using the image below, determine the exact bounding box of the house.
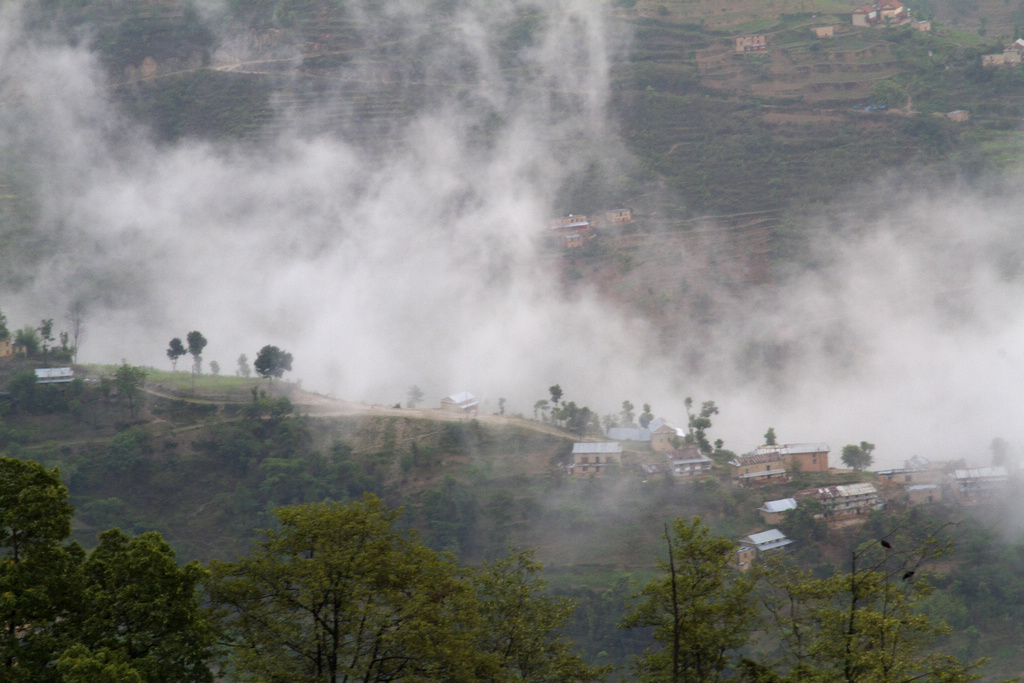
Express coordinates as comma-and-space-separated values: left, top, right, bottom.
734, 35, 767, 53
547, 215, 590, 233
754, 443, 829, 473
35, 368, 75, 384
568, 442, 622, 476
735, 529, 793, 570
906, 484, 941, 505
811, 25, 835, 38
950, 466, 1008, 504
606, 426, 651, 442
875, 465, 941, 486
796, 483, 882, 518
649, 418, 686, 452
729, 451, 787, 485
440, 391, 479, 415
982, 53, 1005, 67
758, 498, 798, 525
667, 445, 713, 477
852, 5, 879, 26
0, 338, 12, 358
605, 208, 633, 224
1004, 49, 1022, 65
915, 19, 932, 31
877, 0, 906, 20
564, 233, 585, 249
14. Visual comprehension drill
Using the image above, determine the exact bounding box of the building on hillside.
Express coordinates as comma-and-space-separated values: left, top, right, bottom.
852, 5, 879, 26
811, 25, 835, 38
649, 417, 687, 452
729, 451, 787, 485
564, 233, 585, 249
915, 19, 932, 31
758, 498, 798, 525
734, 35, 767, 53
666, 445, 714, 477
906, 484, 941, 505
735, 529, 793, 571
796, 483, 882, 518
440, 391, 479, 415
1004, 49, 1022, 65
606, 426, 651, 442
877, 0, 906, 20
982, 53, 1006, 67
875, 464, 942, 486
35, 368, 74, 384
754, 443, 830, 473
568, 442, 622, 476
0, 338, 12, 358
548, 214, 588, 228
950, 466, 1008, 504
605, 208, 633, 224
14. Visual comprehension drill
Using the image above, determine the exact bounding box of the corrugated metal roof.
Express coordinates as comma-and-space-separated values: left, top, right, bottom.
607, 427, 651, 442
953, 467, 1007, 480
760, 498, 797, 514
754, 443, 829, 456
572, 442, 622, 454
732, 451, 787, 466
801, 483, 877, 500
746, 529, 788, 545
35, 368, 74, 383
906, 484, 939, 491
442, 391, 475, 404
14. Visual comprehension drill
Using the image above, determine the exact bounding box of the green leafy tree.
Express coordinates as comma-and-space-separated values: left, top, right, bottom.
841, 442, 875, 471
684, 399, 719, 454
407, 385, 424, 408
15, 325, 40, 357
470, 549, 610, 682
37, 319, 54, 366
639, 403, 654, 429
166, 338, 186, 371
236, 353, 251, 378
0, 457, 80, 681
620, 400, 636, 427
621, 517, 757, 682
759, 523, 985, 682
765, 427, 777, 446
72, 529, 217, 683
209, 360, 220, 376
253, 345, 293, 391
534, 399, 549, 421
207, 496, 488, 682
0, 309, 8, 341
186, 331, 207, 378
549, 384, 563, 408
114, 364, 147, 421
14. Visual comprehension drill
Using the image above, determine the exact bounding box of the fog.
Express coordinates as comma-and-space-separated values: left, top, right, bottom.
1, 0, 1023, 469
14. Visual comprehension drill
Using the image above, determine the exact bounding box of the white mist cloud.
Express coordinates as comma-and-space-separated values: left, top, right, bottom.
2, 0, 1024, 469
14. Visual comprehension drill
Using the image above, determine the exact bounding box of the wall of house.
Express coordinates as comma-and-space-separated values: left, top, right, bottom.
786, 451, 828, 473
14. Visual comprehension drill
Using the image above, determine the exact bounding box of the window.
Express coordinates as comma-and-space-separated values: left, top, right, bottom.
581, 456, 589, 464
595, 456, 601, 464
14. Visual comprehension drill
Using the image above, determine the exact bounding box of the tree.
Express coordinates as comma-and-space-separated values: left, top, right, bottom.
15, 325, 40, 358
38, 319, 54, 366
166, 338, 186, 371
621, 517, 757, 682
620, 400, 636, 427
765, 428, 777, 446
72, 529, 217, 683
407, 385, 424, 409
0, 309, 8, 341
253, 345, 293, 391
207, 496, 489, 682
0, 458, 79, 680
549, 384, 563, 408
639, 403, 654, 429
498, 397, 506, 416
841, 442, 875, 471
534, 399, 549, 421
114, 364, 147, 421
65, 301, 86, 364
236, 354, 251, 377
186, 331, 207, 378
209, 360, 220, 376
758, 521, 985, 682
470, 549, 610, 682
684, 399, 719, 454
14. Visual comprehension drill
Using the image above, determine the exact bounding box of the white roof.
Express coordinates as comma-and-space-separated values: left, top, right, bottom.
35, 368, 74, 383
906, 484, 939, 491
837, 483, 878, 497
759, 498, 798, 514
607, 427, 651, 442
442, 391, 476, 404
742, 529, 793, 552
754, 443, 829, 456
572, 442, 622, 454
952, 466, 1007, 480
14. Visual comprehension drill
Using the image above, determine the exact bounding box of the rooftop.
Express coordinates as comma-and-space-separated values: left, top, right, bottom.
572, 442, 623, 455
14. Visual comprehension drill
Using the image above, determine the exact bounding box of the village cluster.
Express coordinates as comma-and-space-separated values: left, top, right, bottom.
544, 208, 632, 250
438, 391, 1010, 571
981, 38, 1024, 67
